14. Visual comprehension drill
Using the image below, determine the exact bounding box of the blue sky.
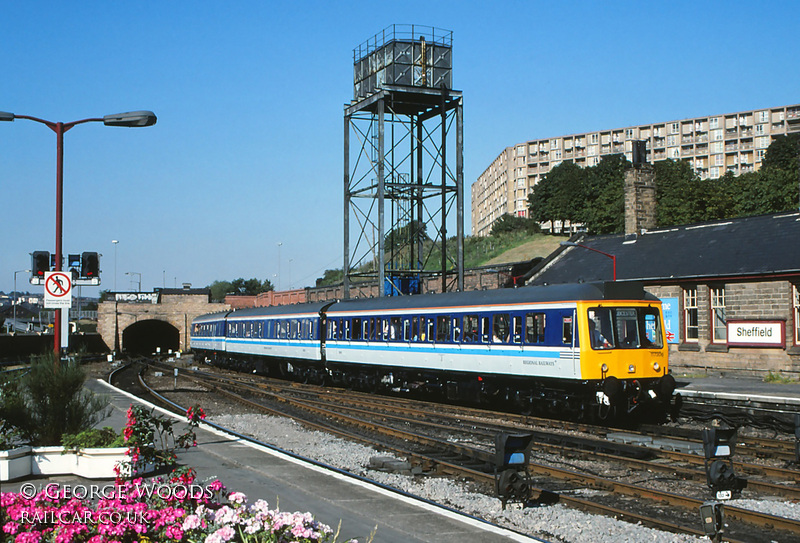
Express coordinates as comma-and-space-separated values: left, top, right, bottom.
3, 1, 799, 294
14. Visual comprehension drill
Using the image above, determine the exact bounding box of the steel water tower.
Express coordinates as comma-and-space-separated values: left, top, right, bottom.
344, 25, 464, 298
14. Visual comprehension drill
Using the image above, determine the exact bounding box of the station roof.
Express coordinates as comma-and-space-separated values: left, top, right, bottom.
527, 212, 800, 286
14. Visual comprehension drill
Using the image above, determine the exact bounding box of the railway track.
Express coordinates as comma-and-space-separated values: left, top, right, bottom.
125, 360, 800, 542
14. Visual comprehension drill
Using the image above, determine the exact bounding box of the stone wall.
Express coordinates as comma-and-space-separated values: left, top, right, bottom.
97, 292, 229, 353
646, 281, 800, 377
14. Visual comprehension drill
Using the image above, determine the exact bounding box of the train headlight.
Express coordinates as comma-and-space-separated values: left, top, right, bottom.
652, 362, 661, 372
628, 364, 636, 373
601, 363, 608, 373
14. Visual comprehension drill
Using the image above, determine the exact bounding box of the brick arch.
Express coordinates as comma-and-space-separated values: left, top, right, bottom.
97, 290, 229, 354
122, 319, 180, 354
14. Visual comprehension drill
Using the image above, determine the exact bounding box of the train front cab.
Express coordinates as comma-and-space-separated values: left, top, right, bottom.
576, 300, 676, 420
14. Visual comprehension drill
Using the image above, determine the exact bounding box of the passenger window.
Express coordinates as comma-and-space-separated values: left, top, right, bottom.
353, 318, 361, 340
389, 317, 401, 341
403, 318, 411, 341
412, 317, 420, 341
436, 315, 450, 342
525, 313, 546, 343
481, 316, 491, 343
464, 315, 479, 343
511, 316, 522, 344
426, 318, 435, 342
493, 313, 510, 343
451, 317, 461, 342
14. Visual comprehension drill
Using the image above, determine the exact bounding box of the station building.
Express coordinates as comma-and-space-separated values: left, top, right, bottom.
472, 102, 800, 237
525, 211, 800, 377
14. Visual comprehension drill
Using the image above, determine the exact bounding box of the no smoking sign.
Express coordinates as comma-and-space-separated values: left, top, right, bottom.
44, 271, 73, 309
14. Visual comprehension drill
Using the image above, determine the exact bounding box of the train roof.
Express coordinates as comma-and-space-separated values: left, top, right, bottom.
327, 281, 656, 314
192, 310, 232, 323
225, 301, 332, 319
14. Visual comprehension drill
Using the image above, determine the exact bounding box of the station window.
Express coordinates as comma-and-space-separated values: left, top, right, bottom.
683, 288, 699, 342
525, 313, 546, 343
710, 287, 727, 343
794, 284, 800, 345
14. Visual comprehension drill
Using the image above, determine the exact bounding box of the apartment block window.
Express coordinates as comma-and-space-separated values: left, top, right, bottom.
684, 288, 698, 342
794, 284, 800, 344
710, 287, 726, 342
590, 133, 599, 144
714, 154, 724, 166
710, 166, 720, 179
756, 136, 769, 149
758, 111, 769, 123
755, 124, 766, 135
710, 117, 720, 129
712, 129, 723, 141
670, 122, 679, 134
625, 128, 634, 139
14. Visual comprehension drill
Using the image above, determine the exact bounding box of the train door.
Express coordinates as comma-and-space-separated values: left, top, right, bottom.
562, 310, 578, 377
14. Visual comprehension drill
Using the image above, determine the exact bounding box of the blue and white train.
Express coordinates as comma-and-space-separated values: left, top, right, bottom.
190, 282, 677, 420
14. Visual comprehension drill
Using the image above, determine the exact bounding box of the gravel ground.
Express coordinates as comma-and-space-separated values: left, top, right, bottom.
212, 413, 711, 543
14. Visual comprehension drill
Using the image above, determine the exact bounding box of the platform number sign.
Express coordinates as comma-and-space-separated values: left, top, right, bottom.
44, 271, 73, 309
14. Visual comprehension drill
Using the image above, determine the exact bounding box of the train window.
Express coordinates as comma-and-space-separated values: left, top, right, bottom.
463, 315, 479, 343
329, 319, 337, 340
587, 307, 663, 349
377, 318, 385, 340
403, 318, 411, 341
493, 314, 510, 343
481, 316, 491, 343
353, 318, 362, 340
389, 317, 401, 341
368, 318, 375, 341
436, 315, 450, 342
343, 319, 351, 340
512, 316, 522, 344
562, 316, 573, 345
525, 313, 547, 343
411, 317, 420, 341
451, 317, 461, 342
426, 318, 435, 342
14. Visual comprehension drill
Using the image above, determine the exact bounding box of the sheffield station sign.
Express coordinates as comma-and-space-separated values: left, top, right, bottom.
727, 320, 785, 348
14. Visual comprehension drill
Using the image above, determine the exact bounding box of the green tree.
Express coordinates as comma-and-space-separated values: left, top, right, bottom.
0, 353, 110, 446
208, 278, 274, 302
655, 159, 704, 226
490, 213, 541, 236
528, 161, 587, 226
582, 154, 626, 234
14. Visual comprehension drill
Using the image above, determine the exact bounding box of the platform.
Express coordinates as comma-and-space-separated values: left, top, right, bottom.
2, 379, 542, 543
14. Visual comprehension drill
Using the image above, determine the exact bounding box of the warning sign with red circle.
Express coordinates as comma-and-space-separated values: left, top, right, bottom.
44, 271, 73, 309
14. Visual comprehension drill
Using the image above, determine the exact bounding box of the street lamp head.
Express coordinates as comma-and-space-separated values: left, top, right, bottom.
0, 111, 15, 122
103, 111, 157, 128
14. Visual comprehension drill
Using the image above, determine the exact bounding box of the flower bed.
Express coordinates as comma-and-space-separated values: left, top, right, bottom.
1, 472, 355, 542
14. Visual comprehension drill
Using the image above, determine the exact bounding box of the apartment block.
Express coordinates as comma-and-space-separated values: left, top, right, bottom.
472, 103, 800, 237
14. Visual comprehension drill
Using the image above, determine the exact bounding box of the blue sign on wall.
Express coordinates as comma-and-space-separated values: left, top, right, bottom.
661, 297, 680, 344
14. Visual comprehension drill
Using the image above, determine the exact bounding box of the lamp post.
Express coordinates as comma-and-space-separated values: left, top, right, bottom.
112, 240, 119, 291
13, 269, 31, 334
125, 272, 142, 292
1, 110, 156, 362
560, 241, 617, 281
277, 242, 282, 291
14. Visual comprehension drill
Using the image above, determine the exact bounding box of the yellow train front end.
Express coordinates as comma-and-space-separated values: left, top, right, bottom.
576, 299, 676, 420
